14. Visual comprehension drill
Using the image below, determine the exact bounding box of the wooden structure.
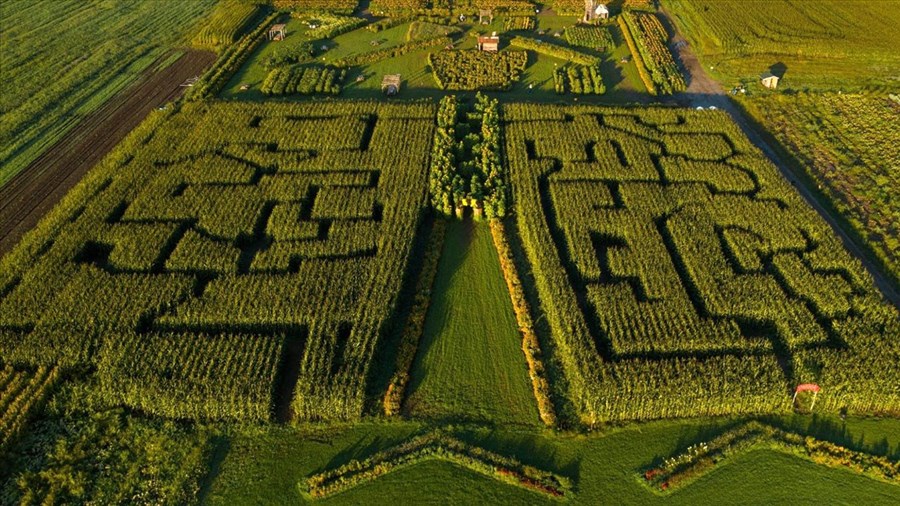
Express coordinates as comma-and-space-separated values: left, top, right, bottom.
477, 33, 500, 53
381, 74, 401, 96
268, 23, 287, 41
479, 8, 494, 24
760, 72, 779, 89
584, 1, 609, 23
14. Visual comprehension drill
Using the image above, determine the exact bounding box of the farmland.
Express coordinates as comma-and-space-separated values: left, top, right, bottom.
662, 0, 900, 89
1, 0, 899, 504
0, 0, 216, 185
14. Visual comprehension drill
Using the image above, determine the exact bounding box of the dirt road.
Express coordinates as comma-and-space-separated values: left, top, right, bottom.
0, 49, 216, 255
658, 9, 899, 307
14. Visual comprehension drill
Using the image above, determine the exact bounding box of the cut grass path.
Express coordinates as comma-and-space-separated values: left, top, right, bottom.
405, 219, 538, 425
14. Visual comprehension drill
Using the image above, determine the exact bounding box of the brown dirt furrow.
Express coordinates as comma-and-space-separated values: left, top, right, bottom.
0, 49, 216, 255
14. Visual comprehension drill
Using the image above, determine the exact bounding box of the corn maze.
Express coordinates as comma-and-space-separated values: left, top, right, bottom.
503, 104, 900, 423
0, 101, 435, 422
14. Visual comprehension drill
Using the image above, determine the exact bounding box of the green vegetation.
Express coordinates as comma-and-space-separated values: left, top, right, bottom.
203, 415, 900, 504
554, 64, 606, 94
643, 420, 899, 492
510, 35, 600, 66
430, 50, 528, 91
565, 26, 614, 51
274, 0, 360, 15
405, 220, 538, 424
739, 92, 900, 285
260, 64, 346, 95
619, 11, 685, 94
0, 365, 59, 453
192, 0, 261, 48
0, 0, 215, 184
503, 103, 899, 424
0, 101, 436, 423
663, 0, 900, 89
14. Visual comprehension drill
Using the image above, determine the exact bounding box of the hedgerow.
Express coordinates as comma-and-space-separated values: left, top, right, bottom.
642, 421, 900, 492
299, 13, 367, 40
304, 432, 572, 499
502, 103, 900, 425
490, 221, 557, 426
429, 50, 527, 91
383, 220, 446, 416
509, 35, 600, 65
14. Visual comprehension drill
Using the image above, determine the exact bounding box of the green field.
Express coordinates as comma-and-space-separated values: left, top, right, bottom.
662, 0, 900, 89
0, 0, 216, 184
202, 414, 900, 504
405, 220, 538, 424
2, 1, 899, 504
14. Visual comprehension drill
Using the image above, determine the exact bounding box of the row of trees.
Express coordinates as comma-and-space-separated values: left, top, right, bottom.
553, 65, 606, 95
429, 94, 509, 219
619, 11, 686, 95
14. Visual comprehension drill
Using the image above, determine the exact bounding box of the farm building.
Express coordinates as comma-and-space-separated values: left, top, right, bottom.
268, 23, 286, 41
760, 72, 779, 89
584, 1, 609, 23
479, 9, 494, 24
477, 34, 500, 53
382, 74, 401, 96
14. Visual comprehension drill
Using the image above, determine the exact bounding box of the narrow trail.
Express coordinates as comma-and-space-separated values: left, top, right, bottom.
657, 8, 900, 308
0, 49, 216, 256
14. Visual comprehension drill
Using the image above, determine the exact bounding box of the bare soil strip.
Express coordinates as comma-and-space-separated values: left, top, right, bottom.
0, 49, 216, 255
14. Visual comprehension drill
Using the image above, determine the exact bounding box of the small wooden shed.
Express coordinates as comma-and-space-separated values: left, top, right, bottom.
381, 74, 401, 96
479, 9, 494, 25
268, 23, 287, 41
760, 72, 779, 89
477, 34, 500, 53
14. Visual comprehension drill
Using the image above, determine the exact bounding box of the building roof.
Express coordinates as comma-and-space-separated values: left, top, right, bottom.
760, 72, 779, 80
595, 4, 609, 14
382, 74, 401, 87
478, 36, 500, 44
269, 23, 286, 31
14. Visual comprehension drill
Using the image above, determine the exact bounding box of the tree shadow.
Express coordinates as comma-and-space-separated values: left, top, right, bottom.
769, 62, 788, 79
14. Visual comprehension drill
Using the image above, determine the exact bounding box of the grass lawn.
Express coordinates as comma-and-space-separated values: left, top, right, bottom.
404, 219, 539, 425
204, 415, 900, 505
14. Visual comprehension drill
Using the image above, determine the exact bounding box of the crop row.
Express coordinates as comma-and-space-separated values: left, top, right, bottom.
0, 364, 59, 453
505, 16, 536, 31
189, 12, 278, 100
301, 13, 367, 40
620, 11, 685, 95
260, 65, 345, 95
192, 0, 260, 47
429, 50, 527, 91
509, 35, 600, 65
565, 26, 613, 51
553, 65, 606, 95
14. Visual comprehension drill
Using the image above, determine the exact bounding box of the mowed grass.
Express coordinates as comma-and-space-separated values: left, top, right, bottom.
205, 415, 900, 505
404, 219, 538, 425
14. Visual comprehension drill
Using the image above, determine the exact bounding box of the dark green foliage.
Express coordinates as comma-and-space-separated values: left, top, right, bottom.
509, 35, 600, 65
553, 65, 606, 95
429, 50, 528, 91
260, 65, 345, 95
